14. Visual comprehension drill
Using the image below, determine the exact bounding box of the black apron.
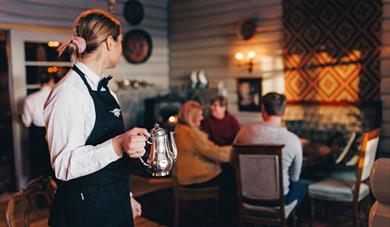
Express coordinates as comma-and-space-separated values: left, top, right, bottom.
29, 124, 53, 179
49, 66, 133, 227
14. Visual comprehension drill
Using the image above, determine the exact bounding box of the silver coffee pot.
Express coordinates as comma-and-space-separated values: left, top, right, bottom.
139, 123, 177, 177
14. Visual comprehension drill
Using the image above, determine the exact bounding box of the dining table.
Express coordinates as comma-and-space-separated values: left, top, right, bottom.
301, 139, 334, 180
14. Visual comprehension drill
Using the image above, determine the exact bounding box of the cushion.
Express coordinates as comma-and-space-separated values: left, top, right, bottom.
328, 168, 356, 181
370, 158, 390, 204
242, 199, 298, 219
369, 202, 390, 227
309, 179, 369, 202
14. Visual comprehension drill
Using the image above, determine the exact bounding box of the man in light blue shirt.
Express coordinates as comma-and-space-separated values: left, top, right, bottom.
234, 92, 308, 206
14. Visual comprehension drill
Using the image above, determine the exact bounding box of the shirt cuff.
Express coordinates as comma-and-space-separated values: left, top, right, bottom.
97, 139, 123, 162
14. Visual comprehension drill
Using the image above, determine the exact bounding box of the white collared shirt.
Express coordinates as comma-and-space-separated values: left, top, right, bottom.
44, 62, 122, 181
22, 86, 52, 127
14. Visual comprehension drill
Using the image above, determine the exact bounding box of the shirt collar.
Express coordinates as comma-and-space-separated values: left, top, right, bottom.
75, 62, 104, 87
211, 111, 228, 120
260, 121, 286, 130
40, 86, 52, 92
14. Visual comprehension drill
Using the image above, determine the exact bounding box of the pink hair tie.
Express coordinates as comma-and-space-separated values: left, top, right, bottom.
71, 36, 86, 54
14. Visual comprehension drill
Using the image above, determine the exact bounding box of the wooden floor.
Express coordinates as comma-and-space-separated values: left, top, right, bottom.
0, 215, 164, 227
12, 217, 165, 227
0, 175, 171, 227
138, 188, 371, 227
0, 204, 165, 227
0, 175, 370, 227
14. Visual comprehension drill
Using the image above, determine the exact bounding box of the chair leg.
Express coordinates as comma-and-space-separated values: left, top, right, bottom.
353, 203, 359, 227
24, 206, 32, 227
310, 198, 314, 227
239, 217, 244, 227
215, 200, 219, 226
362, 197, 371, 225
238, 211, 245, 227
292, 211, 298, 227
174, 200, 180, 227
281, 219, 287, 227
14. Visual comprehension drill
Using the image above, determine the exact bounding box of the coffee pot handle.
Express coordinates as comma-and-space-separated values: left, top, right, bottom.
139, 157, 151, 168
169, 131, 177, 161
139, 136, 153, 168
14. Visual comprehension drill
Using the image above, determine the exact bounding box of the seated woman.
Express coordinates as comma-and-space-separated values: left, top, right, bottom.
175, 100, 236, 226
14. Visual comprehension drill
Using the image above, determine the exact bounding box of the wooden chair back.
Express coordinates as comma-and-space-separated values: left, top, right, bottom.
5, 176, 57, 227
233, 144, 288, 226
172, 166, 219, 227
353, 128, 380, 204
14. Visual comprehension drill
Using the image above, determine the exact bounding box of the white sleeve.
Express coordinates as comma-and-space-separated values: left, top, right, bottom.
44, 87, 122, 181
22, 98, 32, 127
290, 137, 303, 182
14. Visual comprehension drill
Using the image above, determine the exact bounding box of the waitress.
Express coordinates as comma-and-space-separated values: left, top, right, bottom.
44, 9, 149, 227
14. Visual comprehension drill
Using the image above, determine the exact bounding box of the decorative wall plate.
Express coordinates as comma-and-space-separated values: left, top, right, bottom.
123, 29, 153, 64
123, 0, 144, 26
236, 18, 258, 40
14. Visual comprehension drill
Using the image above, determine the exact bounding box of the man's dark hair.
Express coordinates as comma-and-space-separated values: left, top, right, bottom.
211, 95, 228, 107
261, 92, 286, 116
39, 73, 55, 85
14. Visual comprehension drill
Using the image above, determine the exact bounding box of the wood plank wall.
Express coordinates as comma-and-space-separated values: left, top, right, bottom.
381, 0, 390, 153
0, 0, 170, 88
169, 0, 283, 124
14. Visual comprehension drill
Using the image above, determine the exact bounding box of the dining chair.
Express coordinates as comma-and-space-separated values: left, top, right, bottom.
5, 176, 57, 227
232, 144, 298, 227
309, 128, 381, 227
172, 168, 219, 227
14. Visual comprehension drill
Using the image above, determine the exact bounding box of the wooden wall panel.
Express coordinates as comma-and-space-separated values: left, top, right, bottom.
0, 0, 170, 89
381, 0, 390, 154
170, 0, 283, 124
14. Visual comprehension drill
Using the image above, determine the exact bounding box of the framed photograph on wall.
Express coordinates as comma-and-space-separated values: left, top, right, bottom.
237, 78, 262, 112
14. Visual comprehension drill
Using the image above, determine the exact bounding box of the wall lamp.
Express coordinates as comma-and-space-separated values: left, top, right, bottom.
235, 50, 256, 73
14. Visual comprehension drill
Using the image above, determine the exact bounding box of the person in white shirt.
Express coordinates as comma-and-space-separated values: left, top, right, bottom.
22, 73, 56, 179
44, 9, 148, 227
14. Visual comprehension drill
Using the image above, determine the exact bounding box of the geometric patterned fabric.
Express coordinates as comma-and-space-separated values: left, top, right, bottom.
283, 0, 382, 104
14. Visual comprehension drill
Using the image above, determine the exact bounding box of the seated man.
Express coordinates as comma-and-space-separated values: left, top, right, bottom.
201, 95, 240, 146
234, 92, 308, 206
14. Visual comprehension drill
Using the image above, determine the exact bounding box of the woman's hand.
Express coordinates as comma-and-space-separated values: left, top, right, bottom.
131, 196, 142, 219
112, 127, 150, 158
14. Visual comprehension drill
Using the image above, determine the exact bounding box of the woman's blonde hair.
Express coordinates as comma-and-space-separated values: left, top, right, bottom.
58, 9, 121, 61
178, 101, 203, 128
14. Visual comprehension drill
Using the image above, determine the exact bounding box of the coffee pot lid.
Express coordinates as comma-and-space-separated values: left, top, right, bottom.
150, 123, 166, 136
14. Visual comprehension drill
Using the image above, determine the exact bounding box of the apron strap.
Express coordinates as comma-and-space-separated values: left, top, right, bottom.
73, 65, 93, 92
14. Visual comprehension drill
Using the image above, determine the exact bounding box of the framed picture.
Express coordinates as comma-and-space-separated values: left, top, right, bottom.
123, 29, 153, 64
237, 78, 262, 111
123, 0, 144, 26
